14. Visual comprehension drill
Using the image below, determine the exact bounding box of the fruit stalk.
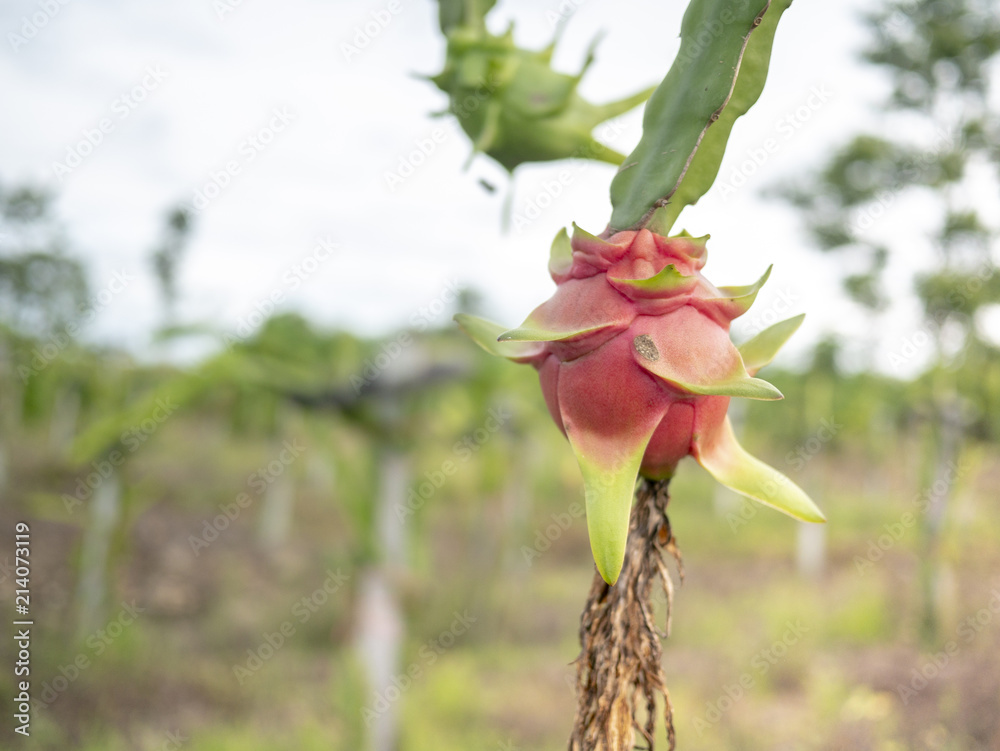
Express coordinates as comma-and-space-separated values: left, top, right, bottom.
569, 478, 681, 751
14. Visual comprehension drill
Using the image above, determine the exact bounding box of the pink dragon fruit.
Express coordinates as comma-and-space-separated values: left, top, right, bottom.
456, 208, 824, 584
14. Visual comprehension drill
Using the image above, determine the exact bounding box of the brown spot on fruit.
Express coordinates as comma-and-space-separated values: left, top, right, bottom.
633, 334, 659, 361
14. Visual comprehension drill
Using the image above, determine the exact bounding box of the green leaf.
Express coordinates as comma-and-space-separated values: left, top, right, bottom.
454, 314, 543, 360
548, 227, 573, 277
607, 264, 696, 298
634, 345, 784, 400
694, 416, 826, 523
629, 307, 783, 400
679, 373, 782, 400
498, 274, 634, 344
71, 374, 206, 463
656, 0, 794, 232
698, 265, 772, 320
738, 314, 804, 375
497, 322, 607, 342
572, 222, 619, 249
609, 0, 787, 231
576, 446, 644, 586
716, 265, 772, 299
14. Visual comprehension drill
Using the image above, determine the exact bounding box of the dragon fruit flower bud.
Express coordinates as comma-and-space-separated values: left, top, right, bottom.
457, 208, 824, 584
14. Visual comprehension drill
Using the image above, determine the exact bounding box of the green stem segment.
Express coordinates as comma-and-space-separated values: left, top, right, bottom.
609, 0, 793, 232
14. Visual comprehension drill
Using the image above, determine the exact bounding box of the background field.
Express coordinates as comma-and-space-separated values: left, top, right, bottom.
2, 333, 1000, 750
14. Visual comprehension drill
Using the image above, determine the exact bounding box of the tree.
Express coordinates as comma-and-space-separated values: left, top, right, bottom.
774, 0, 1000, 643
0, 182, 87, 338
149, 206, 193, 325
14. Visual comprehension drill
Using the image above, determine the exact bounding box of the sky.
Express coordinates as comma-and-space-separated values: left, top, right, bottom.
2, 0, 995, 378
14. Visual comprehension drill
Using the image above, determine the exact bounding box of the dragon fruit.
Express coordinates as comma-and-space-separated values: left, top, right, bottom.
456, 207, 824, 584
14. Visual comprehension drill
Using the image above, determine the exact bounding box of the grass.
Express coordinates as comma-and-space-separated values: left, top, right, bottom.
2, 412, 1000, 751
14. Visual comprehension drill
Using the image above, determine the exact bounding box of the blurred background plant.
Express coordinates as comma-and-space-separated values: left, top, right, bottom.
772, 0, 1000, 646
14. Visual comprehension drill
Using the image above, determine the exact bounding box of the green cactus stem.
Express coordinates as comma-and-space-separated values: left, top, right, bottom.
429, 11, 653, 172
609, 0, 794, 232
